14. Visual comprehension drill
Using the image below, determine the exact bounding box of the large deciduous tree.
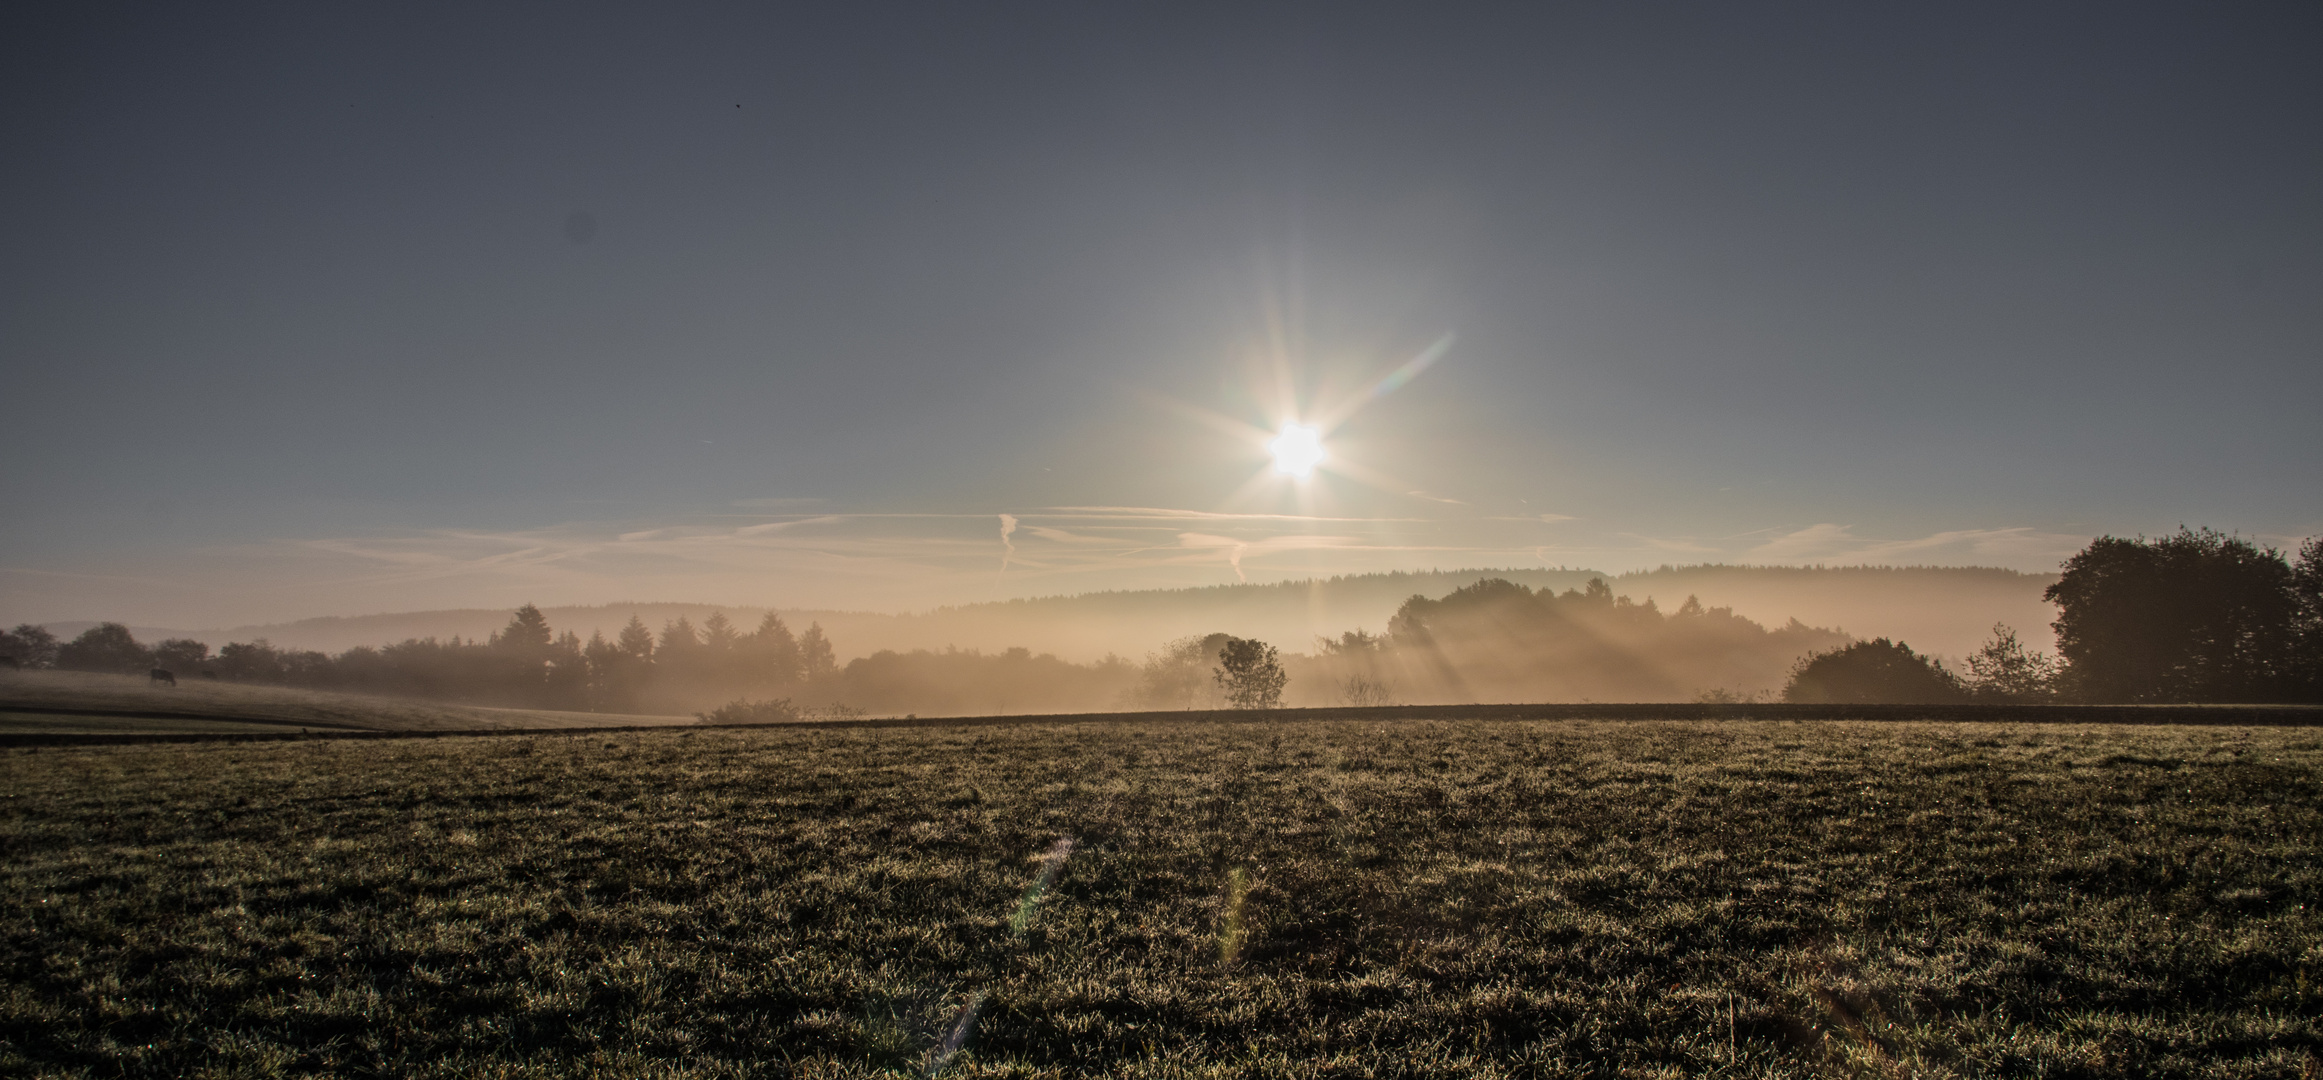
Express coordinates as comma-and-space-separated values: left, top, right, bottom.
56, 623, 153, 674
1213, 636, 1288, 709
1, 624, 60, 668
2293, 538, 2323, 698
2045, 529, 2300, 703
151, 638, 212, 672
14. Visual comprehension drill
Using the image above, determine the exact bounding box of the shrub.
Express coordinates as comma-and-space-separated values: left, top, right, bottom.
1783, 638, 1967, 704
695, 698, 803, 725
1962, 623, 2058, 703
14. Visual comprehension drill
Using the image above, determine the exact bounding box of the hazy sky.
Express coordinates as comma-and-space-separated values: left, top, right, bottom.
4, 2, 2319, 626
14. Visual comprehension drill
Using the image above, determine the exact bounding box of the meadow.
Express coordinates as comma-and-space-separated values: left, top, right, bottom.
0, 671, 691, 737
2, 717, 2318, 1078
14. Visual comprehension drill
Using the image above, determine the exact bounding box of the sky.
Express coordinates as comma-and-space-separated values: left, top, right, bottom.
3, 2, 2319, 628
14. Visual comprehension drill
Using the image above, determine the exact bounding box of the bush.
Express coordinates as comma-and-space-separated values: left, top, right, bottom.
1962, 623, 2058, 703
695, 698, 803, 725
1783, 638, 1967, 704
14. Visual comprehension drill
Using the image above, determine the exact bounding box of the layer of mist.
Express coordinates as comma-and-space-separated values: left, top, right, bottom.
129, 565, 2053, 666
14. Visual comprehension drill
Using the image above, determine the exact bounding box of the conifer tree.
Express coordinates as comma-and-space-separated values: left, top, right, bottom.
799, 623, 838, 681
495, 604, 554, 653
751, 612, 803, 684
616, 615, 656, 661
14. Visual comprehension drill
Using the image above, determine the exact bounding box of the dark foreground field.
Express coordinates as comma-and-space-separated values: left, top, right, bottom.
3, 719, 2319, 1078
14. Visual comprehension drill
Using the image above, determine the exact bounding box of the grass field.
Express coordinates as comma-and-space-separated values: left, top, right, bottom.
0, 671, 693, 736
3, 717, 2319, 1078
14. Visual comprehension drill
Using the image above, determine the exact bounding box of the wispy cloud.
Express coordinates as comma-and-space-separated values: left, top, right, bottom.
1743, 524, 2086, 566
1405, 490, 1468, 505
1, 505, 2107, 626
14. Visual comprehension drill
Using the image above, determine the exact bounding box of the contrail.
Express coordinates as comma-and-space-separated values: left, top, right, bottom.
997, 514, 1018, 576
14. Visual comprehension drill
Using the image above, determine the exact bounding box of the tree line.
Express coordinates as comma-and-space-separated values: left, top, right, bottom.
0, 607, 839, 715
5, 528, 2316, 711
1785, 529, 2323, 704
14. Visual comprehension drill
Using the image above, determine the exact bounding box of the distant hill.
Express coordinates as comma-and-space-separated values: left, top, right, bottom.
1610, 564, 2060, 662
134, 564, 2056, 665
165, 568, 1602, 662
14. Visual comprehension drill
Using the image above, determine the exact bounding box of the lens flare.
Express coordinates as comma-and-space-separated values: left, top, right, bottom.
1217, 865, 1251, 965
1010, 837, 1076, 937
1268, 423, 1325, 478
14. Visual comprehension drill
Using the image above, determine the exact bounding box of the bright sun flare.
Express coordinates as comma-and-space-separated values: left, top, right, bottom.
1268, 423, 1325, 478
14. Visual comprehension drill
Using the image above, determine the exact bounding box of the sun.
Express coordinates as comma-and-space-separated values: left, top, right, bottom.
1267, 423, 1325, 479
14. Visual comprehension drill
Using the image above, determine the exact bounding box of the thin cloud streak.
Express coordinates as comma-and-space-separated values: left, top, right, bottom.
2, 508, 2101, 626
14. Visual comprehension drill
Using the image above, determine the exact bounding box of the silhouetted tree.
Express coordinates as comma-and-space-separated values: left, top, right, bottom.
214, 639, 288, 681
1961, 623, 2058, 703
1131, 633, 1232, 708
494, 604, 555, 653
659, 617, 701, 662
616, 615, 656, 661
544, 629, 588, 708
1316, 629, 1386, 655
1339, 675, 1396, 707
1214, 636, 1287, 708
1783, 638, 1966, 704
799, 623, 838, 681
2046, 528, 2300, 703
2293, 538, 2323, 699
701, 612, 740, 652
749, 612, 803, 685
1, 624, 59, 668
1375, 577, 1844, 703
56, 623, 152, 674
152, 638, 212, 672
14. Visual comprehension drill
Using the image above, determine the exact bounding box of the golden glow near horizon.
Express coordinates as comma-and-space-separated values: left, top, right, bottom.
1268, 423, 1325, 479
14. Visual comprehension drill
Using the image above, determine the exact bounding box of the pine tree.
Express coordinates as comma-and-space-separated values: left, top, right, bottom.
751, 612, 803, 684
702, 612, 740, 652
495, 604, 555, 653
584, 630, 621, 672
616, 616, 656, 661
799, 623, 838, 681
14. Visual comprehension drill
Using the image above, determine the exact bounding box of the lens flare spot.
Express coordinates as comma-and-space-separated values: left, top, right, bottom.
1268, 423, 1325, 478
1218, 865, 1251, 965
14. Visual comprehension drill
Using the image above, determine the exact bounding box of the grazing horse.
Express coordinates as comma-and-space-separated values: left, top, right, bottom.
149, 668, 176, 686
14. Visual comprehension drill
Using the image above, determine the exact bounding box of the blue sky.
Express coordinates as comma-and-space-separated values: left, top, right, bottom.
3, 2, 2318, 626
